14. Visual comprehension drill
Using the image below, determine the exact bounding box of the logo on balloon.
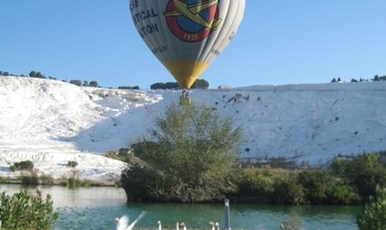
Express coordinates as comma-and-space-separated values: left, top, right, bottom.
164, 0, 222, 42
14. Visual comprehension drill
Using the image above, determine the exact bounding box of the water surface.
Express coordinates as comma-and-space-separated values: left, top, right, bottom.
0, 184, 361, 230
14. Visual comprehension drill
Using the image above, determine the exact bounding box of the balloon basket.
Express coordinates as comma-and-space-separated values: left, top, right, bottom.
179, 90, 191, 106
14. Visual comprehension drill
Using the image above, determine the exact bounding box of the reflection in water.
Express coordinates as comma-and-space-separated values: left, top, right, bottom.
0, 184, 127, 207
0, 184, 360, 230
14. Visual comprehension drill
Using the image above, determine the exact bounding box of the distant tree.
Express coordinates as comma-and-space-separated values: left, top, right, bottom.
29, 71, 45, 79
3, 71, 9, 76
331, 78, 337, 83
89, 80, 99, 87
69, 79, 82, 86
337, 77, 342, 82
118, 86, 140, 90
0, 71, 2, 75
150, 82, 163, 89
351, 79, 358, 83
67, 161, 78, 168
29, 71, 37, 77
35, 72, 45, 79
150, 82, 180, 90
191, 79, 209, 89
83, 81, 89, 86
373, 75, 379, 81
164, 82, 180, 89
151, 79, 209, 89
14, 160, 34, 171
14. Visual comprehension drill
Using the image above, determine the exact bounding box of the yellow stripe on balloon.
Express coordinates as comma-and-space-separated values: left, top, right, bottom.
163, 60, 209, 89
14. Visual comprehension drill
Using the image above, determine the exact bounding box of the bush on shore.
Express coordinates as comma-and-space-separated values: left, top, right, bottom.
121, 103, 242, 203
0, 189, 58, 229
357, 186, 386, 229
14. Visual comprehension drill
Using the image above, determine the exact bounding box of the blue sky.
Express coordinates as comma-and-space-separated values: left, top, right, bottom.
1, 0, 385, 89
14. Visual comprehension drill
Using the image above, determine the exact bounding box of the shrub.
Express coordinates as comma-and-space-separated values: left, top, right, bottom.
67, 177, 81, 188
9, 165, 16, 172
104, 151, 121, 161
357, 187, 386, 229
273, 178, 305, 205
328, 183, 360, 205
344, 153, 386, 201
233, 168, 305, 204
235, 168, 275, 203
19, 169, 40, 185
117, 148, 132, 162
40, 174, 54, 185
297, 169, 334, 204
121, 102, 242, 202
20, 174, 40, 185
0, 189, 58, 229
14, 160, 34, 171
67, 161, 78, 168
104, 148, 132, 162
330, 157, 347, 176
81, 179, 92, 187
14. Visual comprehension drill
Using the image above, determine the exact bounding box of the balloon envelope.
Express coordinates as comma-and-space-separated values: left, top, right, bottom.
130, 0, 245, 89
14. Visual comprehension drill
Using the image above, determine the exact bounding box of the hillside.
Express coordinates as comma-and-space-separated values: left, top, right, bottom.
1, 76, 385, 180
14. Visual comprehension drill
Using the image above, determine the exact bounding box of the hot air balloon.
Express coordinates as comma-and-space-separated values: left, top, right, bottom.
129, 0, 245, 101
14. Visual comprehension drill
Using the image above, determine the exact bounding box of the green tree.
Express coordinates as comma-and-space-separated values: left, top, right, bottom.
35, 71, 45, 79
150, 82, 164, 89
14, 160, 34, 171
297, 169, 334, 204
150, 82, 180, 89
357, 187, 386, 230
273, 177, 305, 205
121, 102, 242, 202
328, 183, 359, 205
89, 80, 99, 87
0, 189, 58, 229
69, 79, 82, 86
29, 71, 37, 77
344, 153, 386, 201
191, 79, 209, 89
330, 157, 347, 177
67, 161, 78, 168
118, 86, 140, 90
29, 71, 45, 78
